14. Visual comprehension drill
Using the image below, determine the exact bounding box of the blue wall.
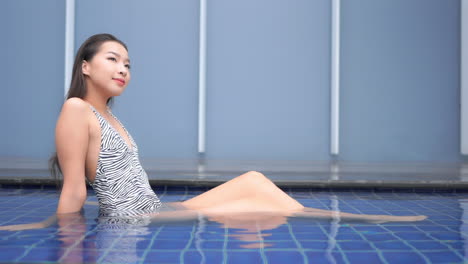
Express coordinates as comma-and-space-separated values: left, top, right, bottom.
1, 0, 464, 163
205, 0, 330, 160
1, 0, 64, 158
75, 0, 200, 159
340, 0, 461, 162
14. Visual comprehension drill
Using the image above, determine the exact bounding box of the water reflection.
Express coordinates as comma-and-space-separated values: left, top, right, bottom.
56, 209, 295, 263
54, 198, 432, 264
208, 212, 287, 248
56, 211, 97, 263
58, 211, 161, 263
2, 188, 455, 263
459, 198, 468, 261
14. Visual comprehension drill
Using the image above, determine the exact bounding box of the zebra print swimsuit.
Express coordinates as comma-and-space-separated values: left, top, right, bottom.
89, 105, 162, 218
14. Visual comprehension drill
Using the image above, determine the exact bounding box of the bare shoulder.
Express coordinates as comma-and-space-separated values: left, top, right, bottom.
56, 98, 92, 133
62, 97, 89, 113
59, 98, 91, 120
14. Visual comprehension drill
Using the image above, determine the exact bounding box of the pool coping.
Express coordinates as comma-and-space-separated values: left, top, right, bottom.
2, 159, 468, 190
1, 176, 468, 190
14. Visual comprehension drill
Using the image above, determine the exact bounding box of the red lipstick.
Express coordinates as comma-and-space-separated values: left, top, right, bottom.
113, 78, 125, 85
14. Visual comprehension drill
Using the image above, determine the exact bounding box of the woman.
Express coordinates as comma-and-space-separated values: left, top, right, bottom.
0, 34, 425, 231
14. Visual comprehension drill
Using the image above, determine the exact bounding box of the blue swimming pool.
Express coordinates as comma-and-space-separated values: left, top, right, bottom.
0, 186, 467, 263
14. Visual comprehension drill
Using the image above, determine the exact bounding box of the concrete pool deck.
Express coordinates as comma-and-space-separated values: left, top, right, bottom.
1, 158, 468, 189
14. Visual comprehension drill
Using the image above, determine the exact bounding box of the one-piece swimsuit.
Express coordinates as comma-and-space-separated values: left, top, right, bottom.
88, 105, 162, 219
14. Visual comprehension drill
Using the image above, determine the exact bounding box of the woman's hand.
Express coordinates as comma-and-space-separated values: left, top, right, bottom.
0, 222, 46, 231
0, 214, 58, 231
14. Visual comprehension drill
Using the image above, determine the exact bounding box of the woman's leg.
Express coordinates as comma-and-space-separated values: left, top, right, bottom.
181, 171, 426, 223
193, 200, 426, 223
182, 171, 304, 211
294, 207, 427, 223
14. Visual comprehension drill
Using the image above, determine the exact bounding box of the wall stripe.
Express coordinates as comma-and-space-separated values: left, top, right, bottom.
462, 0, 468, 155
64, 0, 75, 97
330, 0, 341, 155
198, 0, 207, 153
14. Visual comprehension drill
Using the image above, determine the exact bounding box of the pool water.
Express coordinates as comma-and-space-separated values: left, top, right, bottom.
0, 186, 467, 263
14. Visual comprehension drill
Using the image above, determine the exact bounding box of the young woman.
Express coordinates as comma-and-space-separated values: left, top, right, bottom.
0, 34, 425, 231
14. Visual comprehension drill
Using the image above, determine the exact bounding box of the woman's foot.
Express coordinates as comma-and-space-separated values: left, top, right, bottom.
364, 214, 427, 224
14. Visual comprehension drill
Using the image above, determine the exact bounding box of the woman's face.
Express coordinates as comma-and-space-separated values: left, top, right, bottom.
82, 41, 131, 98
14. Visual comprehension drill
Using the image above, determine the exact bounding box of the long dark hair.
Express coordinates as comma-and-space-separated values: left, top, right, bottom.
49, 33, 128, 187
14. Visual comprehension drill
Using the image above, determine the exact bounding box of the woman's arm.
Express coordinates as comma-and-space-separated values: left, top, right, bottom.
0, 99, 91, 231
55, 98, 90, 214
0, 214, 58, 231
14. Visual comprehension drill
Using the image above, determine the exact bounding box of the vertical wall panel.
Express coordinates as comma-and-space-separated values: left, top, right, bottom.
75, 0, 200, 159
462, 0, 468, 155
340, 0, 461, 162
1, 0, 65, 158
205, 0, 331, 160
330, 0, 341, 155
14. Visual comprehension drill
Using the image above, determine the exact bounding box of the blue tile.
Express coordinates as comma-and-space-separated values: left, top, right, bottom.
267, 232, 293, 240
346, 252, 384, 264
299, 241, 329, 250
409, 241, 450, 250
157, 230, 192, 239
181, 251, 206, 264
17, 247, 59, 262
362, 233, 398, 242
192, 251, 224, 263
135, 239, 154, 248
228, 252, 263, 263
266, 251, 305, 264
433, 220, 462, 226
444, 241, 465, 250
429, 231, 464, 241
339, 241, 373, 251
0, 239, 40, 247
190, 240, 224, 249
354, 226, 387, 233
145, 251, 180, 263
151, 239, 188, 250
160, 225, 194, 232
291, 225, 324, 233
385, 226, 419, 232
199, 232, 225, 240
266, 240, 298, 249
382, 252, 427, 264
305, 252, 347, 264
294, 232, 329, 241
0, 247, 28, 261
336, 233, 364, 241
411, 225, 448, 232
2, 186, 468, 264
423, 251, 463, 263
395, 232, 433, 240
373, 241, 411, 250
100, 250, 143, 264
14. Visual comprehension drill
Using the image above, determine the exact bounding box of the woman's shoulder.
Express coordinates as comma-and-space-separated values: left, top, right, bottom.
59, 98, 92, 121
62, 97, 89, 110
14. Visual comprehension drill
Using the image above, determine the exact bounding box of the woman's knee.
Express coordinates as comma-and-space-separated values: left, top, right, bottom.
241, 171, 270, 185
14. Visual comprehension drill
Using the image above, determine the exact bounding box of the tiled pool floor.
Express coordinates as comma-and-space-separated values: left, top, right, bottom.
1, 186, 468, 263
